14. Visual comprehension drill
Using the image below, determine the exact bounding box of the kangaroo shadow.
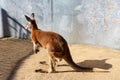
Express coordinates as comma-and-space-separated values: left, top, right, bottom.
58, 59, 112, 73
77, 59, 112, 70
48, 59, 112, 70
36, 59, 112, 73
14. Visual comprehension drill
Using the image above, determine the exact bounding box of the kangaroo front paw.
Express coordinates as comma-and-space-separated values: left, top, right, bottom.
35, 49, 39, 54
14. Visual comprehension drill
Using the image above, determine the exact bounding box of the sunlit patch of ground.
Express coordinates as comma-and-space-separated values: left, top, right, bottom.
0, 38, 120, 80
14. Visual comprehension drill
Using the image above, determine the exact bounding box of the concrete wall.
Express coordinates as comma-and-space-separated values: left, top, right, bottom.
0, 0, 120, 49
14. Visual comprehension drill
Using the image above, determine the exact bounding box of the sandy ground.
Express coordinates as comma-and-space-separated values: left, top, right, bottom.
0, 38, 120, 80
0, 38, 33, 80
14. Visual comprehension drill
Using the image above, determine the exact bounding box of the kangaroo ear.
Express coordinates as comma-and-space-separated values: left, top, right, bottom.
25, 15, 31, 22
31, 13, 35, 19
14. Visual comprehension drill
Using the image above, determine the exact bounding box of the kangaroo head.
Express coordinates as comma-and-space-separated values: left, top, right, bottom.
25, 13, 38, 30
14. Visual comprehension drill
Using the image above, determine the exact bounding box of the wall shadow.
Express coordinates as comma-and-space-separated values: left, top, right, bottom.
7, 50, 34, 80
1, 8, 30, 39
1, 8, 11, 37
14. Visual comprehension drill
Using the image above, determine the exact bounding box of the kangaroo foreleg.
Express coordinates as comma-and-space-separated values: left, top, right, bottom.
33, 42, 39, 53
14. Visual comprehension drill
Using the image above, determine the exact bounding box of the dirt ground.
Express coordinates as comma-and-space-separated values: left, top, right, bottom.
0, 38, 120, 80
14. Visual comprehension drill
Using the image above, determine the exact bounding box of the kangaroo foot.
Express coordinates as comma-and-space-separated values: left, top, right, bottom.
48, 68, 56, 73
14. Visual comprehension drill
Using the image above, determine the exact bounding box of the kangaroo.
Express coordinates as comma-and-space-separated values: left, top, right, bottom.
25, 13, 93, 73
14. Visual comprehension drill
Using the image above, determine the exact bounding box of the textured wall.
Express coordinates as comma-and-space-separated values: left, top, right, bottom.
0, 0, 120, 49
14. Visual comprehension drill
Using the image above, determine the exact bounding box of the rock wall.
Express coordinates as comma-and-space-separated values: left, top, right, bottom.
0, 0, 120, 49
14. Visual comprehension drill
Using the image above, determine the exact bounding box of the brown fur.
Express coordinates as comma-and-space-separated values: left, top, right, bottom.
25, 13, 93, 73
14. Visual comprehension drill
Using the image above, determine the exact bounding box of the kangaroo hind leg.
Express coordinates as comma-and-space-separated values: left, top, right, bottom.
48, 52, 56, 73
54, 57, 62, 67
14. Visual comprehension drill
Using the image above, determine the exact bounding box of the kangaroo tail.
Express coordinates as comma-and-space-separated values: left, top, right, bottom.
63, 45, 93, 72
63, 56, 93, 71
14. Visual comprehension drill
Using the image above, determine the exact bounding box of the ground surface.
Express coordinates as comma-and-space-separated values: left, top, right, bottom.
0, 38, 120, 80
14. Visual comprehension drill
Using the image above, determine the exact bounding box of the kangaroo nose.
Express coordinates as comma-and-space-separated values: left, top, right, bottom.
25, 23, 29, 29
